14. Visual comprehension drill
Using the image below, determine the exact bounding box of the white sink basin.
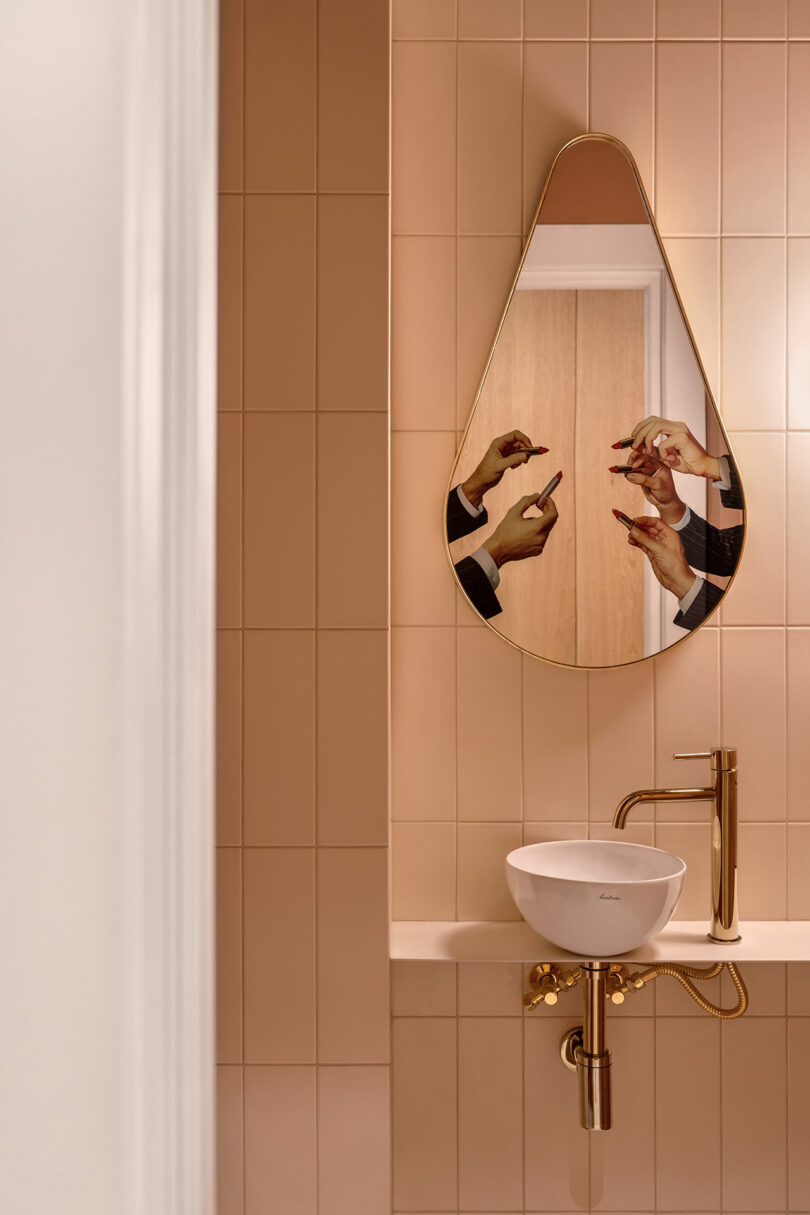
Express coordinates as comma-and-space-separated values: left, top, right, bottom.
505, 840, 686, 957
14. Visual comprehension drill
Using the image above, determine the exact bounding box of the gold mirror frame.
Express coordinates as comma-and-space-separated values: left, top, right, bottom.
444, 132, 746, 670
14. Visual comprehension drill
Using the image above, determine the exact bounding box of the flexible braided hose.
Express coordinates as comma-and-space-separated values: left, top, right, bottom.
636, 961, 748, 1018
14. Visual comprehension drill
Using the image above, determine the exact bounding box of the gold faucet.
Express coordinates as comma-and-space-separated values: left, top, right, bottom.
613, 747, 740, 944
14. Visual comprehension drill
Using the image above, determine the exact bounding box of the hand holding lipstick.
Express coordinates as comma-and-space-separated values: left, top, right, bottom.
461, 429, 549, 509
625, 515, 695, 600
482, 493, 559, 568
617, 450, 688, 526
628, 416, 721, 481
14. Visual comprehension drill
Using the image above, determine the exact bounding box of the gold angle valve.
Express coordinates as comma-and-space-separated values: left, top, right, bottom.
523, 963, 582, 1009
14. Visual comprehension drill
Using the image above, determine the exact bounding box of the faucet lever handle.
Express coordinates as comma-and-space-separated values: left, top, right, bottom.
673, 751, 712, 761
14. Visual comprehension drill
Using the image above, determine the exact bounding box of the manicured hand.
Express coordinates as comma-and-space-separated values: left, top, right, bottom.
461, 430, 544, 509
627, 516, 695, 600
622, 450, 687, 526
630, 416, 721, 481
482, 494, 559, 568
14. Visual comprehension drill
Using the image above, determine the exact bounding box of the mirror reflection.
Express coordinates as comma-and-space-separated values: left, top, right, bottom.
446, 136, 745, 668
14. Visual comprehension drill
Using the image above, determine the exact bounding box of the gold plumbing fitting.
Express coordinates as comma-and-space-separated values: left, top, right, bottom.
524, 960, 748, 1019
523, 963, 582, 1009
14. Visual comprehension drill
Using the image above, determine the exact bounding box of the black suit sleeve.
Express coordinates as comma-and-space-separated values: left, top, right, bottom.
454, 555, 502, 619
673, 579, 724, 632
677, 511, 744, 577
447, 485, 488, 543
716, 454, 744, 511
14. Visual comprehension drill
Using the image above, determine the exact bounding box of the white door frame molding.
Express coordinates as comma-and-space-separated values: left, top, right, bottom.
120, 2, 218, 1211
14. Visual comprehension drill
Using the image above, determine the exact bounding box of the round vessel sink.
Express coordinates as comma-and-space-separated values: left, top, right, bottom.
505, 840, 686, 957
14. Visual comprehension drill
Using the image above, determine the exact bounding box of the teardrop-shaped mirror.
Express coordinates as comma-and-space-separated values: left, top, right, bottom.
446, 134, 745, 669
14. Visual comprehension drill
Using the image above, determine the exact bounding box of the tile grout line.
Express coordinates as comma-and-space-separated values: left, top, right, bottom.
238, 0, 247, 1206
313, 0, 321, 1204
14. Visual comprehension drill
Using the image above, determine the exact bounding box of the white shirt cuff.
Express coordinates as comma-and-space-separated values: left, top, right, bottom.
677, 574, 704, 616
712, 455, 732, 493
457, 484, 484, 518
669, 505, 691, 532
471, 546, 500, 589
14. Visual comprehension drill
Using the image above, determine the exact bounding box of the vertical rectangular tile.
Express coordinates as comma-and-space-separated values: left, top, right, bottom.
656, 43, 720, 234
524, 1019, 590, 1211
244, 1065, 317, 1214
217, 1065, 244, 1215
589, 42, 655, 198
788, 629, 810, 818
588, 663, 654, 821
523, 660, 588, 821
590, 1019, 655, 1211
662, 237, 720, 394
392, 1018, 458, 1211
243, 195, 315, 412
789, 44, 810, 231
244, 0, 316, 192
317, 1067, 391, 1215
654, 627, 720, 799
217, 412, 242, 629
790, 0, 810, 35
525, 0, 589, 38
243, 413, 315, 627
522, 42, 589, 230
217, 848, 243, 1064
318, 0, 389, 193
723, 0, 787, 37
788, 434, 810, 621
392, 0, 457, 38
655, 823, 712, 920
218, 195, 243, 413
657, 0, 721, 37
392, 822, 457, 919
656, 1018, 721, 1211
243, 848, 315, 1062
243, 630, 315, 846
392, 627, 456, 821
788, 823, 810, 915
317, 195, 388, 412
457, 822, 523, 919
391, 960, 458, 1016
457, 236, 523, 427
219, 0, 243, 193
788, 238, 810, 427
316, 413, 388, 627
721, 629, 786, 820
722, 43, 786, 234
722, 1018, 787, 1211
392, 41, 457, 235
317, 848, 389, 1063
740, 823, 787, 918
458, 962, 524, 1015
392, 430, 458, 626
457, 627, 523, 820
721, 238, 786, 429
722, 431, 785, 625
720, 961, 786, 1016
458, 1018, 523, 1212
317, 631, 387, 845
590, 0, 654, 38
217, 630, 242, 846
392, 236, 457, 431
789, 1018, 810, 1210
458, 41, 523, 234
459, 0, 523, 37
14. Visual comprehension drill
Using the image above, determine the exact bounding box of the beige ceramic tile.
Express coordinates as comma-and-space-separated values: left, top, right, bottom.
523, 661, 588, 821
217, 196, 242, 413
788, 239, 810, 427
458, 1018, 523, 1212
722, 432, 785, 625
243, 195, 316, 412
317, 848, 389, 1064
656, 43, 720, 235
788, 436, 810, 622
317, 196, 388, 412
392, 42, 457, 235
391, 960, 458, 1016
721, 239, 786, 429
721, 962, 786, 1015
218, 0, 243, 192
657, 0, 721, 37
789, 0, 810, 35
590, 821, 655, 849
523, 819, 588, 844
721, 630, 786, 821
591, 0, 654, 37
789, 44, 810, 231
590, 1019, 655, 1210
722, 0, 787, 37
789, 1018, 810, 1210
243, 629, 315, 846
216, 630, 242, 846
655, 1018, 721, 1211
317, 630, 387, 845
788, 961, 810, 1012
458, 42, 523, 235
392, 627, 456, 822
456, 236, 523, 428
722, 1018, 787, 1211
522, 41, 589, 232
588, 663, 654, 822
655, 823, 712, 921
317, 1067, 390, 1215
244, 1066, 317, 1214
392, 237, 457, 431
653, 628, 720, 804
244, 0, 315, 191
317, 413, 387, 628
458, 0, 522, 37
722, 44, 786, 234
523, 1019, 590, 1210
457, 627, 523, 821
788, 823, 810, 916
524, 0, 588, 38
655, 964, 723, 1014
788, 630, 810, 818
458, 962, 525, 1015
392, 822, 457, 920
589, 42, 655, 201
216, 1066, 243, 1215
740, 823, 787, 918
392, 1018, 458, 1211
216, 848, 242, 1064
318, 0, 388, 193
392, 0, 457, 38
392, 430, 458, 626
661, 237, 720, 393
243, 848, 315, 1063
457, 822, 522, 919
217, 412, 242, 629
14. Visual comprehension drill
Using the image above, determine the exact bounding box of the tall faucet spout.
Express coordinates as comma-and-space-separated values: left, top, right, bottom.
613, 787, 714, 829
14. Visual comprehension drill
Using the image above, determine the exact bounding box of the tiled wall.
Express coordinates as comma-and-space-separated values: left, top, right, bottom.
215, 0, 391, 1211
390, 1, 810, 1213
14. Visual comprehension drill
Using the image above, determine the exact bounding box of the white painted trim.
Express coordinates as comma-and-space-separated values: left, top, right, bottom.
120, 2, 218, 1212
